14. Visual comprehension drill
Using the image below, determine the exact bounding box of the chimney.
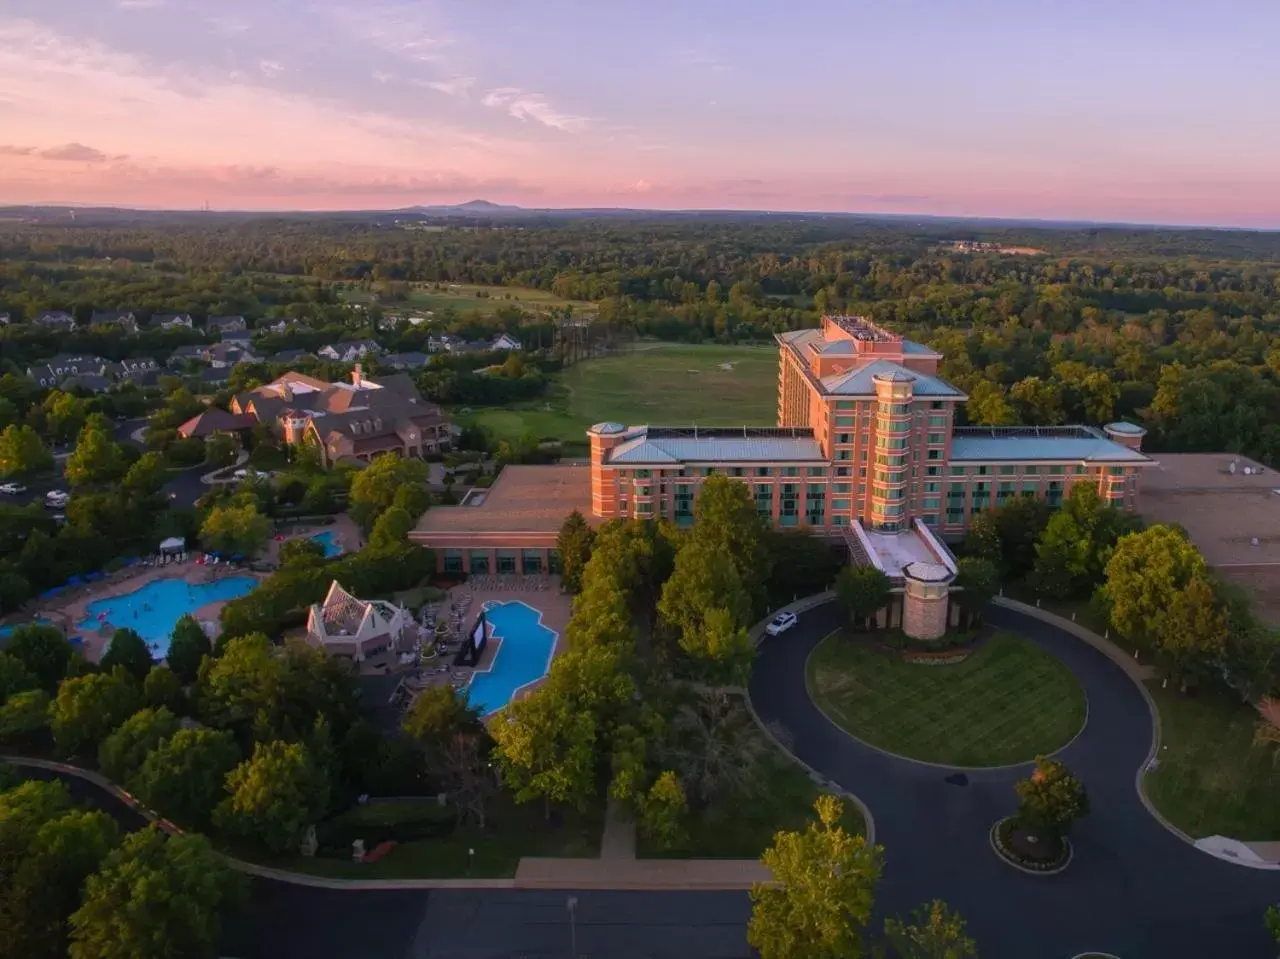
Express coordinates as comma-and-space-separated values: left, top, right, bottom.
352, 362, 363, 388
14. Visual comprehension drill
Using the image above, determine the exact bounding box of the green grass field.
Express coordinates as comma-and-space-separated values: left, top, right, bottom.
807, 631, 1087, 767
341, 282, 593, 316
455, 343, 779, 453
1145, 686, 1280, 840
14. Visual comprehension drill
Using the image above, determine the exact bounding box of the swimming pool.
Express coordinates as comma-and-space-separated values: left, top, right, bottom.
0, 617, 52, 640
76, 576, 258, 657
465, 601, 558, 716
310, 531, 343, 558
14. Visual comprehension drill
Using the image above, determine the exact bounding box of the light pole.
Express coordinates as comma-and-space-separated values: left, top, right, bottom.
566, 896, 578, 959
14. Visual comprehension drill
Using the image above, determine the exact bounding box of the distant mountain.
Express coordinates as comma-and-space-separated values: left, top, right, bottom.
405, 199, 524, 214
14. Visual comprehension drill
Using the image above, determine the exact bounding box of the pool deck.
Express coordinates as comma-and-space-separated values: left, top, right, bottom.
267, 514, 362, 566
36, 562, 266, 663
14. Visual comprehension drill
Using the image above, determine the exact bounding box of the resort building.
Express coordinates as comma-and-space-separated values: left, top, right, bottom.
412, 316, 1152, 610
230, 366, 451, 467
305, 580, 413, 663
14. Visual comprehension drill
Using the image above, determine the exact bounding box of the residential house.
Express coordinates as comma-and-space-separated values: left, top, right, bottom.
317, 339, 382, 362
230, 365, 451, 468
271, 348, 314, 364
167, 344, 207, 367
219, 330, 254, 348
177, 407, 255, 439
380, 351, 429, 371
34, 311, 77, 331
62, 373, 113, 395
305, 580, 413, 663
205, 342, 259, 369
427, 333, 465, 353
150, 313, 196, 330
27, 354, 111, 389
491, 332, 523, 351
0, 313, 10, 325
261, 317, 303, 334
199, 367, 231, 389
110, 357, 162, 387
90, 310, 139, 334
205, 315, 247, 334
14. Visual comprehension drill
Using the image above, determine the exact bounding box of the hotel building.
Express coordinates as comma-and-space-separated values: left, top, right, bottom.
413, 316, 1151, 630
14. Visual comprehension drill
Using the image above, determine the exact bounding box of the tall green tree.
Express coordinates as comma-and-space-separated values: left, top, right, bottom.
50, 668, 142, 758
402, 683, 483, 761
4, 624, 74, 691
748, 794, 884, 959
128, 728, 240, 829
100, 628, 154, 682
492, 690, 597, 817
953, 557, 999, 627
195, 632, 284, 734
349, 455, 431, 531
639, 770, 688, 852
883, 900, 979, 959
1153, 571, 1228, 688
166, 615, 211, 685
1031, 484, 1132, 599
142, 666, 186, 713
199, 502, 271, 558
1102, 524, 1205, 647
556, 509, 595, 593
97, 707, 180, 784
215, 740, 330, 853
69, 828, 243, 959
836, 564, 892, 629
0, 424, 53, 478
0, 689, 52, 747
1014, 756, 1089, 851
693, 475, 772, 608
658, 538, 754, 680
368, 505, 415, 551
0, 652, 37, 707
64, 423, 126, 488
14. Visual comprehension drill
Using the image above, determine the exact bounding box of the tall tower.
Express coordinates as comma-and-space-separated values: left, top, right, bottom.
587, 422, 628, 518
868, 370, 915, 532
282, 410, 309, 446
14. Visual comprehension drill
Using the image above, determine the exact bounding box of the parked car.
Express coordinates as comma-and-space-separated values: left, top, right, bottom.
765, 611, 798, 636
0, 482, 27, 495
44, 490, 70, 509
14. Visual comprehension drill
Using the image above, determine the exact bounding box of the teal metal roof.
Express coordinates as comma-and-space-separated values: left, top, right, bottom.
1104, 421, 1147, 435
901, 340, 941, 355
821, 360, 964, 398
607, 431, 825, 464
949, 427, 1149, 463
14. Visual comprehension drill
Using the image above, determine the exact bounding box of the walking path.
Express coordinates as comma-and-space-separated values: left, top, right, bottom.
747, 598, 1280, 959
600, 798, 637, 860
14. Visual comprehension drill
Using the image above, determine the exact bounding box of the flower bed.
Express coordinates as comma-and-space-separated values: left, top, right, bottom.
901, 648, 972, 665
990, 816, 1072, 873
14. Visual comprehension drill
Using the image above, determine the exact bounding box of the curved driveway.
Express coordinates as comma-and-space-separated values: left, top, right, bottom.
749, 601, 1280, 959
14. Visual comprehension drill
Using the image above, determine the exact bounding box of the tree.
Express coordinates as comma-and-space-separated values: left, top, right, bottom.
953, 557, 998, 627
659, 539, 755, 680
965, 497, 1051, 579
142, 666, 185, 713
492, 690, 597, 817
199, 502, 271, 558
100, 628, 154, 681
279, 536, 326, 568
368, 505, 414, 550
556, 509, 595, 593
0, 779, 73, 882
965, 380, 1015, 427
50, 668, 142, 758
215, 740, 329, 853
1154, 571, 1228, 688
437, 732, 499, 829
204, 433, 238, 467
0, 652, 37, 707
69, 827, 243, 959
0, 809, 120, 959
1102, 524, 1205, 647
693, 475, 772, 606
836, 565, 892, 629
166, 615, 211, 685
121, 451, 167, 497
0, 424, 53, 478
128, 728, 240, 829
349, 455, 431, 532
97, 707, 180, 784
195, 631, 283, 731
402, 683, 482, 758
883, 900, 978, 959
1014, 755, 1089, 850
1032, 484, 1132, 599
64, 423, 126, 488
5, 624, 74, 691
663, 689, 770, 808
1009, 376, 1064, 426
0, 689, 52, 746
748, 794, 884, 959
639, 770, 688, 851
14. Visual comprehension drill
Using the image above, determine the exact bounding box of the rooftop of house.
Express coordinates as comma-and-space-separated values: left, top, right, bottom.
415, 464, 593, 534
948, 425, 1151, 464
819, 359, 964, 397
177, 408, 255, 438
853, 521, 958, 580
603, 426, 826, 465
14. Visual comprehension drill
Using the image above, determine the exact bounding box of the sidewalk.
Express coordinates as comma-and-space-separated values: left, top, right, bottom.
514, 857, 769, 890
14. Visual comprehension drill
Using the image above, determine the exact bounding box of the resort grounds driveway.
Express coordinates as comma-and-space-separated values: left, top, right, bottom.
750, 601, 1280, 959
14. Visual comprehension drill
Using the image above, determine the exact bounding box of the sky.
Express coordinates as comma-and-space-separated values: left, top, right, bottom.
1, 0, 1278, 226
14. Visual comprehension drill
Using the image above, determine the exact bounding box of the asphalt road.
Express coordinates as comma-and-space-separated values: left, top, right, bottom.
750, 601, 1280, 959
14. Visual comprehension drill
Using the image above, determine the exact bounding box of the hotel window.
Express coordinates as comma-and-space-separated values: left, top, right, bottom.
877, 436, 909, 451
755, 466, 772, 477
805, 484, 826, 525
703, 467, 716, 476
860, 449, 868, 461
522, 550, 544, 574
927, 433, 945, 445
782, 466, 799, 477
548, 550, 562, 574
923, 497, 941, 510
496, 550, 518, 575
857, 484, 866, 495
999, 465, 1016, 475
946, 507, 964, 524
834, 483, 851, 493
976, 466, 990, 476
924, 482, 940, 492
928, 415, 949, 428
1108, 466, 1126, 476
1020, 482, 1037, 496
1046, 481, 1064, 507
836, 450, 852, 461
931, 401, 944, 409
469, 551, 491, 575
836, 416, 855, 427
637, 485, 652, 496
807, 466, 826, 476
675, 485, 695, 524
832, 499, 851, 510
950, 466, 967, 476
921, 514, 939, 527
754, 484, 773, 518
997, 482, 1015, 504
1075, 465, 1088, 474
836, 401, 855, 411
832, 515, 849, 527
927, 449, 942, 460
636, 469, 651, 479
1048, 465, 1065, 475
1024, 466, 1040, 475
637, 502, 653, 514
836, 433, 852, 444
443, 550, 463, 574
729, 467, 746, 477
780, 484, 799, 526
836, 467, 852, 477
926, 465, 941, 476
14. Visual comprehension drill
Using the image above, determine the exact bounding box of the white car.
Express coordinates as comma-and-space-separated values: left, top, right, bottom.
44, 490, 70, 508
765, 611, 798, 636
233, 468, 250, 480
0, 483, 26, 495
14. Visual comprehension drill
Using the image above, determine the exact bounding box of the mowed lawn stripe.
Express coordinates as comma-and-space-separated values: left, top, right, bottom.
807, 632, 1086, 767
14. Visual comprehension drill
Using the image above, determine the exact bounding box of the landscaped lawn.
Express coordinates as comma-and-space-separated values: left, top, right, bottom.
807, 631, 1087, 766
1145, 684, 1280, 840
339, 282, 594, 316
261, 796, 602, 879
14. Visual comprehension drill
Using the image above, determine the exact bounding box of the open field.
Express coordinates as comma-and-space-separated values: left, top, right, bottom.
1145, 685, 1280, 840
807, 631, 1087, 767
455, 343, 779, 453
341, 282, 594, 316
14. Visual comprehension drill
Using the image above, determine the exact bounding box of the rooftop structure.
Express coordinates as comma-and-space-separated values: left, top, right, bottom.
305, 581, 412, 663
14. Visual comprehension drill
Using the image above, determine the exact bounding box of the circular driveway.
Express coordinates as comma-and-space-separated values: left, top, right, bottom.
749, 601, 1280, 959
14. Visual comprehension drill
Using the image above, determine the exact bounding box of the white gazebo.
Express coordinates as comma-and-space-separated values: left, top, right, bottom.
305, 581, 411, 663
158, 536, 186, 555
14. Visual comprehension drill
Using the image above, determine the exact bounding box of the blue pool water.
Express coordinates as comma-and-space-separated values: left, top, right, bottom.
0, 617, 52, 640
76, 576, 258, 657
310, 531, 343, 557
466, 601, 558, 716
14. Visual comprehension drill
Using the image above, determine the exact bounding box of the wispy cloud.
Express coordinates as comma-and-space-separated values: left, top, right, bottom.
118, 0, 166, 8
207, 15, 250, 36
481, 87, 589, 132
259, 60, 284, 79
420, 76, 475, 98
674, 48, 729, 73
40, 143, 110, 162
372, 71, 393, 84
331, 4, 453, 62
0, 145, 35, 156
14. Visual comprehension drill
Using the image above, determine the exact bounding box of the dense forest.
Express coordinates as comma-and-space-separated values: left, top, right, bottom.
2, 215, 1280, 465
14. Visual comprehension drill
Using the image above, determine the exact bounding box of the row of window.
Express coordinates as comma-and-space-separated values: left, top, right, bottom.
442, 549, 562, 576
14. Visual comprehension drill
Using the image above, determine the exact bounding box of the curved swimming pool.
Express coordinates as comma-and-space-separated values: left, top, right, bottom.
466, 601, 558, 716
309, 531, 344, 558
76, 576, 258, 657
